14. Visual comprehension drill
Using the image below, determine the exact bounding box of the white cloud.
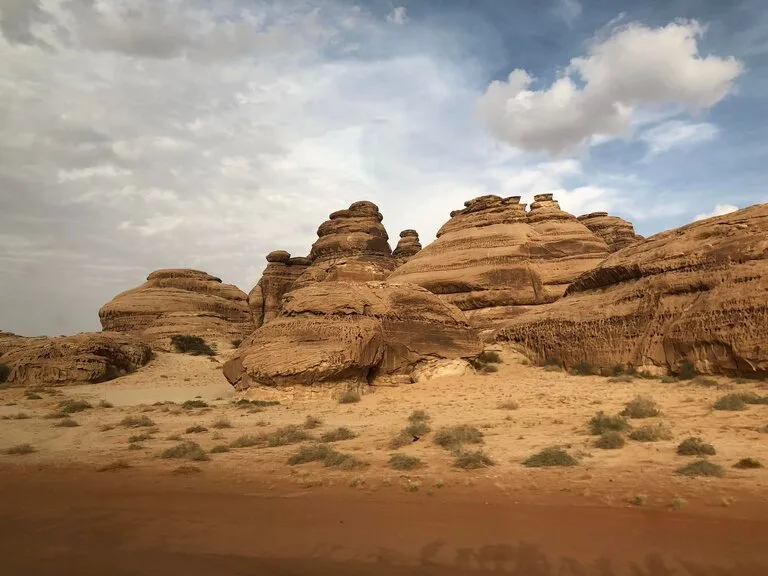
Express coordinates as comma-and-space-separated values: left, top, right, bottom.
477, 20, 744, 156
387, 6, 408, 25
552, 0, 582, 27
693, 204, 739, 222
641, 120, 719, 156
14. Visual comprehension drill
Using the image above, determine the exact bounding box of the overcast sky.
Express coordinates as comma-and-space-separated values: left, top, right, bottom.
1, 0, 766, 336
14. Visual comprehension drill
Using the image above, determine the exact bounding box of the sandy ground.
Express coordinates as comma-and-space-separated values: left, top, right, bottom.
1, 349, 768, 573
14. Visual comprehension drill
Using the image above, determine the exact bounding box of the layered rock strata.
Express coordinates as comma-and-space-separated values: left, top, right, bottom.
393, 229, 422, 264
248, 251, 310, 328
577, 212, 643, 252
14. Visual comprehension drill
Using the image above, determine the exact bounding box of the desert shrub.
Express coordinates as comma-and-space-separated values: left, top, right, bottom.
304, 415, 322, 430
2, 412, 29, 420
43, 411, 67, 419
543, 364, 563, 372
522, 447, 577, 468
498, 400, 519, 410
734, 457, 762, 469
713, 394, 746, 411
211, 417, 232, 429
58, 399, 92, 414
229, 434, 261, 448
629, 423, 673, 442
161, 441, 209, 461
170, 335, 215, 356
185, 424, 208, 434
320, 427, 356, 442
389, 453, 423, 470
231, 339, 242, 349
611, 364, 627, 376
129, 432, 153, 442
0, 364, 10, 383
608, 375, 635, 383
5, 443, 34, 455
25, 392, 43, 400
677, 360, 698, 380
620, 396, 660, 419
454, 450, 495, 469
408, 410, 430, 423
677, 437, 716, 456
404, 421, 431, 437
471, 350, 503, 374
735, 392, 768, 405
55, 418, 80, 428
120, 415, 155, 428
477, 350, 502, 364
433, 425, 483, 452
588, 411, 629, 435
677, 460, 724, 477
98, 460, 131, 472
210, 444, 231, 454
171, 465, 201, 475
287, 443, 366, 470
570, 361, 598, 376
231, 425, 310, 449
389, 431, 414, 449
595, 431, 625, 449
692, 376, 719, 388
338, 389, 361, 404
181, 400, 208, 409
323, 451, 367, 470
660, 376, 678, 383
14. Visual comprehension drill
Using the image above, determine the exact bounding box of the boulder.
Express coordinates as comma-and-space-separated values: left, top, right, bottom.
99, 269, 253, 350
577, 212, 643, 252
393, 229, 422, 264
387, 194, 610, 331
496, 204, 768, 376
0, 332, 151, 387
293, 201, 398, 289
248, 252, 310, 328
223, 281, 483, 388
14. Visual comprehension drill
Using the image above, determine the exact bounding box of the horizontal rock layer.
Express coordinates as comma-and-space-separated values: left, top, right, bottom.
248, 252, 310, 328
577, 212, 643, 252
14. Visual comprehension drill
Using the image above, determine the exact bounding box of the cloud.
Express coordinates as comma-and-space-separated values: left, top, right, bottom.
387, 7, 408, 25
552, 0, 582, 27
693, 204, 739, 222
640, 120, 719, 156
476, 20, 744, 156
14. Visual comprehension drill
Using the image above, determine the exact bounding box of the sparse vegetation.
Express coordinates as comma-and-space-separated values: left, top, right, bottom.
471, 350, 503, 374
210, 444, 231, 454
677, 360, 698, 380
229, 434, 261, 448
595, 431, 625, 449
320, 427, 356, 442
181, 400, 208, 409
5, 443, 35, 455
98, 460, 132, 472
671, 497, 688, 510
0, 364, 10, 383
25, 392, 43, 400
660, 375, 678, 383
287, 443, 366, 470
620, 395, 660, 418
629, 494, 647, 506
233, 399, 280, 408
211, 417, 232, 429
608, 375, 635, 383
522, 447, 577, 468
497, 400, 519, 410
713, 394, 747, 411
677, 437, 716, 456
230, 425, 310, 449
629, 423, 673, 442
58, 399, 92, 414
171, 465, 202, 475
185, 424, 208, 434
677, 460, 724, 478
171, 335, 216, 356
389, 431, 415, 449
588, 412, 629, 435
433, 425, 483, 452
161, 441, 209, 461
389, 453, 423, 470
692, 376, 719, 388
408, 410, 430, 424
570, 361, 598, 376
44, 411, 68, 419
733, 458, 763, 469
404, 420, 431, 438
304, 415, 322, 430
454, 450, 495, 469
338, 389, 361, 404
2, 412, 29, 420
120, 415, 155, 428
55, 418, 80, 428
129, 432, 153, 443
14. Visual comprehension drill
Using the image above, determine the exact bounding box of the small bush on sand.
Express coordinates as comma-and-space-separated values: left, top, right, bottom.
120, 415, 155, 428
454, 450, 495, 469
608, 375, 635, 383
595, 431, 625, 449
588, 412, 629, 435
389, 453, 423, 470
171, 465, 201, 475
55, 418, 80, 428
677, 460, 724, 478
404, 421, 431, 438
677, 437, 716, 456
58, 399, 92, 414
129, 432, 153, 443
185, 424, 208, 434
734, 392, 768, 405
677, 360, 698, 380
522, 447, 577, 468
98, 460, 131, 472
233, 399, 280, 408
161, 441, 209, 461
320, 427, 356, 442
181, 400, 208, 409
497, 400, 519, 410
570, 361, 598, 376
620, 396, 660, 419
408, 410, 430, 424
44, 411, 68, 419
0, 364, 10, 384
171, 335, 215, 356
733, 458, 763, 469
389, 431, 414, 449
210, 444, 231, 454
338, 389, 361, 404
2, 412, 29, 420
434, 425, 483, 452
323, 451, 367, 470
287, 443, 366, 470
211, 417, 232, 429
25, 392, 43, 400
229, 435, 261, 448
304, 415, 322, 430
5, 443, 35, 455
713, 394, 747, 411
470, 350, 503, 374
692, 376, 719, 388
230, 426, 310, 449
629, 423, 673, 442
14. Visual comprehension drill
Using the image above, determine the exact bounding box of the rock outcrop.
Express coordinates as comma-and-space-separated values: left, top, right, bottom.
99, 269, 253, 350
248, 251, 310, 328
497, 204, 768, 376
223, 281, 483, 388
293, 201, 398, 289
577, 212, 643, 252
387, 194, 610, 331
393, 229, 422, 264
0, 332, 151, 386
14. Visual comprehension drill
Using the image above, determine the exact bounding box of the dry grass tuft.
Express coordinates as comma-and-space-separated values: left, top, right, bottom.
595, 431, 625, 449
185, 424, 208, 434
620, 396, 660, 419
161, 441, 209, 461
733, 458, 762, 469
5, 443, 35, 455
677, 437, 716, 456
629, 423, 673, 442
304, 415, 322, 430
677, 460, 724, 477
389, 453, 424, 470
320, 427, 356, 442
120, 415, 155, 428
433, 425, 483, 452
588, 412, 629, 435
522, 447, 577, 468
453, 450, 495, 469
98, 460, 132, 472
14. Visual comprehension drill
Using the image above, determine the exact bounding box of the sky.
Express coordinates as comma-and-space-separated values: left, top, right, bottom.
1, 0, 767, 336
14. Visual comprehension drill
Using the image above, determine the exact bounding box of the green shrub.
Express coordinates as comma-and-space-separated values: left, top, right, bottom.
181, 400, 208, 409
433, 425, 483, 451
677, 360, 698, 380
629, 423, 673, 442
389, 453, 423, 470
733, 458, 762, 469
522, 447, 577, 468
454, 450, 495, 469
58, 399, 92, 414
185, 424, 208, 434
338, 389, 361, 404
588, 411, 629, 435
120, 415, 155, 428
320, 427, 356, 442
171, 335, 215, 356
677, 460, 724, 477
620, 395, 660, 419
677, 437, 716, 456
161, 441, 209, 461
0, 364, 10, 384
595, 431, 625, 449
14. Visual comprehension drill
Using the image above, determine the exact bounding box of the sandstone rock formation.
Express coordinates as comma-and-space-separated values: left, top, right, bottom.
248, 251, 310, 328
99, 269, 253, 350
0, 332, 151, 386
577, 212, 643, 252
223, 281, 483, 388
387, 194, 610, 331
293, 201, 397, 289
393, 229, 422, 264
497, 204, 768, 376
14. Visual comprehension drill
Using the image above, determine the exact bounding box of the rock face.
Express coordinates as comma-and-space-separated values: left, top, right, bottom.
0, 332, 151, 387
577, 212, 643, 252
393, 229, 422, 264
248, 251, 310, 328
497, 204, 768, 376
223, 281, 483, 388
293, 201, 397, 289
387, 194, 610, 331
99, 269, 253, 350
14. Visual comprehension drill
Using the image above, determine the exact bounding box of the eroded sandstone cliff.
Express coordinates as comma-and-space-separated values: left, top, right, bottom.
393, 229, 422, 264
248, 251, 309, 328
577, 212, 643, 252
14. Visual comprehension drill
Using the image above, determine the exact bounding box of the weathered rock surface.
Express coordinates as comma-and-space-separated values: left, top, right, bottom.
497, 204, 768, 376
0, 332, 152, 386
223, 281, 483, 388
99, 269, 253, 350
393, 229, 422, 264
248, 251, 309, 328
293, 201, 398, 289
577, 212, 643, 252
387, 194, 610, 331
